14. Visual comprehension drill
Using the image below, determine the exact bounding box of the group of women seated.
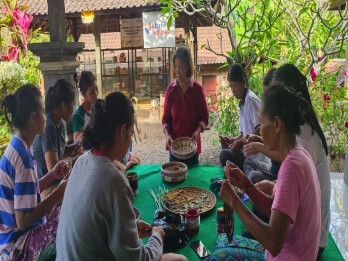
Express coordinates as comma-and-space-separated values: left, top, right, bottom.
161, 47, 330, 261
0, 46, 330, 261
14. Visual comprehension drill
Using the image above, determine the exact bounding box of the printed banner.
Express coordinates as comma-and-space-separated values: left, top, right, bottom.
143, 11, 175, 48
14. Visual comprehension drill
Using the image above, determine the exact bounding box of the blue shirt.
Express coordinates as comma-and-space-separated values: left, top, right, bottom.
0, 136, 45, 256
32, 112, 65, 178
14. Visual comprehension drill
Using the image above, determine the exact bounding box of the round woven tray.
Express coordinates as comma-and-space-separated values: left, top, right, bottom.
170, 137, 197, 160
161, 186, 216, 215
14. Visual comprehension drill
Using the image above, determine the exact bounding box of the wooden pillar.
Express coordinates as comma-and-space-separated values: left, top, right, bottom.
93, 15, 103, 98
192, 14, 198, 80
183, 14, 190, 48
71, 19, 81, 42
47, 0, 66, 42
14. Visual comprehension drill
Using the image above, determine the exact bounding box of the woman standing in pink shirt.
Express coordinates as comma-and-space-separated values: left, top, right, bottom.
162, 47, 209, 165
220, 83, 321, 260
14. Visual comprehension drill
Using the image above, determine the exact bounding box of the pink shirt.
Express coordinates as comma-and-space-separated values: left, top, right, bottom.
266, 146, 321, 261
162, 79, 209, 154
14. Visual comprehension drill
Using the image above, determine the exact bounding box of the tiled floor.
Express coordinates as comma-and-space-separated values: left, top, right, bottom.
330, 172, 348, 260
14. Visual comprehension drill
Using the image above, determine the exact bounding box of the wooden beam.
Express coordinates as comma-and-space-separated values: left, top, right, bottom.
71, 18, 81, 42
192, 14, 198, 80
93, 15, 103, 98
183, 14, 190, 48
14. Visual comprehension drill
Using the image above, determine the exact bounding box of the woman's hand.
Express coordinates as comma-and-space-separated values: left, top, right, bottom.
52, 161, 69, 180
114, 160, 126, 172
219, 136, 234, 147
192, 130, 200, 141
54, 179, 68, 200
138, 220, 152, 238
166, 135, 173, 148
255, 180, 276, 196
125, 161, 137, 170
243, 142, 263, 157
220, 180, 240, 208
152, 226, 165, 240
128, 152, 141, 165
229, 139, 243, 152
243, 134, 263, 144
224, 161, 249, 189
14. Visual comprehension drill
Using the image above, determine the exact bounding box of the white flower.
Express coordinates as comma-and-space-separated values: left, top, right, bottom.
0, 61, 27, 97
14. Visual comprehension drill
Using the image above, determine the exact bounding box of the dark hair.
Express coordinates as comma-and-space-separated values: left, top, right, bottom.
2, 84, 42, 130
273, 64, 328, 155
79, 71, 96, 94
228, 63, 248, 85
262, 83, 308, 136
172, 47, 194, 78
83, 92, 135, 150
45, 79, 75, 112
263, 67, 277, 87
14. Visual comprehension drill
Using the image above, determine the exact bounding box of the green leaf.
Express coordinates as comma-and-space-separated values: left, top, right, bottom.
167, 15, 173, 30
161, 6, 171, 15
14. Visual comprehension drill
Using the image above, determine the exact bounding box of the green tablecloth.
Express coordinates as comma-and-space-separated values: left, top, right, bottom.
132, 164, 344, 261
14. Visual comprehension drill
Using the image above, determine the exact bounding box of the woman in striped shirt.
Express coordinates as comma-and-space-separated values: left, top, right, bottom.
0, 84, 69, 260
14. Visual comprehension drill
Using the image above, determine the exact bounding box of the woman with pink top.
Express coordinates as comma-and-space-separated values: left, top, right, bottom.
220, 83, 321, 260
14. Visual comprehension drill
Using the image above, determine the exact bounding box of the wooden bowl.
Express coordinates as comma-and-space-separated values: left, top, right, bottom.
170, 137, 197, 160
161, 161, 188, 182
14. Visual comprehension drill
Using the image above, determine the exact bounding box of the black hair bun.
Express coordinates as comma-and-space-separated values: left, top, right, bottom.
3, 94, 17, 114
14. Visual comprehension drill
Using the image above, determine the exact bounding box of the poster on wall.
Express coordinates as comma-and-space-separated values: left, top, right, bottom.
143, 11, 175, 48
120, 18, 144, 48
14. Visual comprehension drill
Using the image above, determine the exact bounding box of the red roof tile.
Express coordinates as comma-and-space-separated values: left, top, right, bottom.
18, 0, 160, 15
324, 59, 346, 86
79, 26, 231, 65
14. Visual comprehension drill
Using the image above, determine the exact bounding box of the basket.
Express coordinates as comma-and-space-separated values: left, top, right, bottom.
161, 186, 216, 215
170, 137, 197, 160
161, 162, 188, 183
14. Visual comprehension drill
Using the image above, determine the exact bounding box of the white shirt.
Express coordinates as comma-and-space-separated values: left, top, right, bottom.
239, 89, 261, 134
297, 123, 331, 247
239, 89, 267, 162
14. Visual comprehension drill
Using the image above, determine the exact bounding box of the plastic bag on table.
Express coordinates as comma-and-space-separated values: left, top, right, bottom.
152, 209, 189, 252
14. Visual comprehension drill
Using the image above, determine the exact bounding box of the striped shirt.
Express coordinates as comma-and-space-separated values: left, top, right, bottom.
0, 136, 45, 256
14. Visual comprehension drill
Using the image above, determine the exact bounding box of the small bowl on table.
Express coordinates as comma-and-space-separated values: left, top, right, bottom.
170, 137, 197, 160
161, 161, 188, 182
